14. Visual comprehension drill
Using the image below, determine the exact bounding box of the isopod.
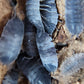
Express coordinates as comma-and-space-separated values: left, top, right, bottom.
2, 64, 19, 84
23, 18, 39, 58
17, 53, 51, 84
0, 16, 24, 64
60, 53, 84, 76
26, 0, 45, 37
40, 0, 58, 35
36, 32, 58, 72
65, 0, 83, 35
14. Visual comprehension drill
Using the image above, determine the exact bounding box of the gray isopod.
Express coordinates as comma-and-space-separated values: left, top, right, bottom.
0, 16, 24, 64
36, 32, 58, 72
23, 18, 39, 58
65, 0, 84, 35
40, 0, 58, 35
26, 0, 45, 36
17, 53, 51, 84
60, 53, 84, 76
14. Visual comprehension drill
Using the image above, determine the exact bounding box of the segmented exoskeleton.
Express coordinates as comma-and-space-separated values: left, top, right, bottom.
40, 0, 58, 35
26, 0, 45, 37
0, 16, 24, 64
65, 0, 84, 35
23, 18, 39, 58
2, 64, 19, 84
17, 53, 51, 84
36, 32, 58, 72
60, 53, 84, 76
26, 0, 58, 36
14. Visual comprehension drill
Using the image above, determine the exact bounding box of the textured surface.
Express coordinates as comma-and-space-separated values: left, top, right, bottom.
23, 18, 39, 58
56, 0, 65, 20
26, 0, 44, 35
0, 0, 84, 84
60, 53, 84, 76
51, 35, 84, 84
16, 0, 26, 20
2, 64, 19, 84
0, 16, 24, 64
36, 32, 58, 72
0, 63, 7, 84
65, 0, 83, 35
0, 0, 12, 36
53, 0, 71, 44
40, 0, 58, 35
17, 54, 51, 84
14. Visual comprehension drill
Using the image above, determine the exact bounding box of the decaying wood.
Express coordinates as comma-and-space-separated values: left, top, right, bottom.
51, 0, 84, 84
16, 0, 26, 20
0, 0, 12, 36
0, 63, 7, 84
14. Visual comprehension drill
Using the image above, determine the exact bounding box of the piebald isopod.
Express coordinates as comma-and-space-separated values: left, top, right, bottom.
23, 18, 39, 58
60, 53, 84, 76
17, 53, 51, 84
0, 16, 24, 64
65, 0, 84, 35
36, 32, 58, 72
40, 0, 58, 35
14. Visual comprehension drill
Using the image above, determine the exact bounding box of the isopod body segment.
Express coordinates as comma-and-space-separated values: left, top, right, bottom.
65, 0, 84, 35
60, 53, 84, 76
36, 32, 58, 72
40, 0, 58, 35
26, 0, 44, 36
23, 18, 39, 58
17, 53, 51, 84
0, 16, 24, 64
